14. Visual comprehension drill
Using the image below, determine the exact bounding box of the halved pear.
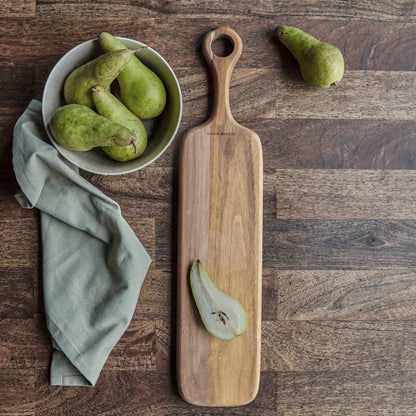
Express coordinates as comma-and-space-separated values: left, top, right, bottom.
190, 260, 247, 341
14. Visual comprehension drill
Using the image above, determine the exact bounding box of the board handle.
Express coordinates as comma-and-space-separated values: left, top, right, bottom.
202, 27, 242, 123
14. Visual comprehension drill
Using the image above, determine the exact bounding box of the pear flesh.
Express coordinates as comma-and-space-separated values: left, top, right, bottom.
98, 32, 167, 119
190, 260, 247, 341
64, 49, 135, 108
92, 86, 148, 162
49, 104, 135, 151
276, 25, 344, 88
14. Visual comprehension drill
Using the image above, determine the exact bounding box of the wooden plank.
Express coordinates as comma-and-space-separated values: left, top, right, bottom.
35, 0, 416, 22
155, 319, 171, 372
0, 182, 39, 221
35, 0, 155, 18
251, 119, 416, 171
230, 68, 276, 120
263, 178, 278, 216
262, 269, 278, 320
155, 216, 175, 268
272, 169, 416, 219
0, 0, 35, 17
85, 167, 174, 199
0, 66, 35, 113
0, 369, 35, 416
0, 18, 155, 67
107, 320, 156, 371
0, 267, 34, 319
278, 268, 416, 320
0, 319, 50, 369
275, 70, 416, 120
0, 116, 19, 156
33, 267, 44, 316
276, 370, 416, 416
155, 0, 274, 17
36, 0, 274, 18
262, 320, 416, 372
275, 0, 416, 21
135, 269, 172, 320
264, 219, 416, 270
0, 217, 40, 268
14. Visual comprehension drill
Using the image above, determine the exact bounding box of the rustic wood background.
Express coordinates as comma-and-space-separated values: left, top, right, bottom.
1, 1, 416, 415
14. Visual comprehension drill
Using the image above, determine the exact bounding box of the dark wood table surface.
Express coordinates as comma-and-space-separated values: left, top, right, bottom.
1, 1, 416, 415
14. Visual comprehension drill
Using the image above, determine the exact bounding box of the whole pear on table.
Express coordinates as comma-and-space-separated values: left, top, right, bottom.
276, 25, 344, 88
49, 104, 136, 151
98, 32, 167, 119
92, 86, 148, 162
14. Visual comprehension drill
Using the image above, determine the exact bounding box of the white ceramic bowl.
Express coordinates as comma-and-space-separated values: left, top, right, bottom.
42, 37, 182, 175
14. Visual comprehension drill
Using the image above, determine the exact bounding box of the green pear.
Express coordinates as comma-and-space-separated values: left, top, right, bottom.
190, 260, 247, 341
98, 32, 167, 119
64, 49, 135, 108
92, 86, 147, 162
49, 104, 135, 151
276, 25, 344, 88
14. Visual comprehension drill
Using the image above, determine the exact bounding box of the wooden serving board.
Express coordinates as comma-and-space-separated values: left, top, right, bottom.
177, 27, 263, 407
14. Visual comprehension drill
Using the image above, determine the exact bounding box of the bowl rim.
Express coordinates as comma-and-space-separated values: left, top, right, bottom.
41, 36, 182, 175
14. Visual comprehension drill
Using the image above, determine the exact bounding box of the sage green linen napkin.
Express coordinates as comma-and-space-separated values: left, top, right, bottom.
12, 100, 152, 386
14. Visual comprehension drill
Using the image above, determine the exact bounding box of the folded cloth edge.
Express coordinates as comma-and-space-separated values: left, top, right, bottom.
48, 316, 100, 386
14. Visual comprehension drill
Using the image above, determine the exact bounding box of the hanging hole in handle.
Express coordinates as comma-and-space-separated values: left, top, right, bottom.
211, 35, 234, 58
202, 27, 242, 64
